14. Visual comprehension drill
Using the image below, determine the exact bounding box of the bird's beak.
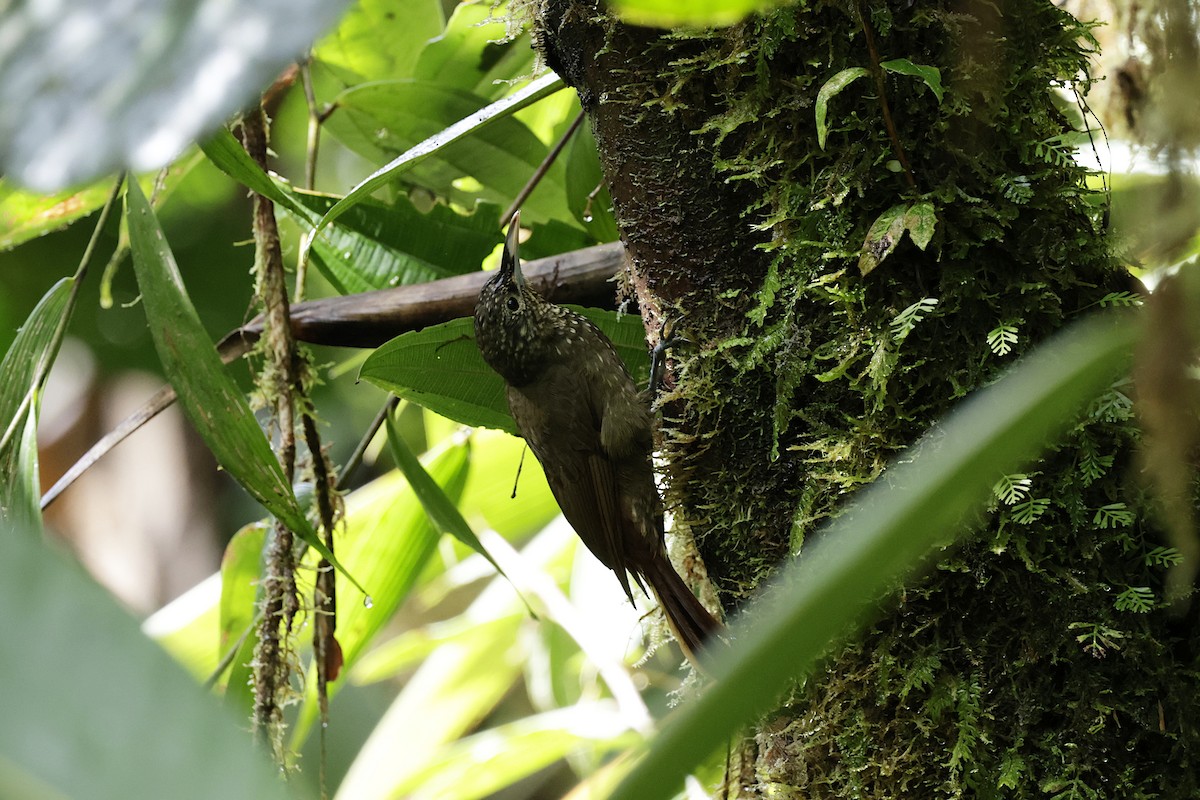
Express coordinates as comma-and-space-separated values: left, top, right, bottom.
500, 211, 525, 288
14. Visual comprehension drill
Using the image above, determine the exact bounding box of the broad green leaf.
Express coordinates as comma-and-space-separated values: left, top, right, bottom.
363, 317, 512, 433
291, 445, 470, 747
520, 217, 596, 261
351, 617, 473, 686
204, 133, 504, 292
816, 67, 869, 150
124, 178, 362, 591
608, 311, 1139, 800
396, 704, 638, 800
325, 79, 568, 224
142, 574, 222, 681
565, 121, 620, 242
0, 0, 350, 190
359, 309, 650, 436
0, 278, 73, 535
610, 0, 786, 27
329, 445, 468, 665
0, 527, 295, 800
283, 190, 502, 294
219, 523, 267, 713
313, 0, 443, 85
880, 58, 945, 103
335, 585, 526, 800
413, 3, 536, 100
316, 72, 564, 233
457, 428, 558, 540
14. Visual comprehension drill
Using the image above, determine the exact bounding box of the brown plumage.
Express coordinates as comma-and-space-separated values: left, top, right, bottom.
474, 213, 722, 665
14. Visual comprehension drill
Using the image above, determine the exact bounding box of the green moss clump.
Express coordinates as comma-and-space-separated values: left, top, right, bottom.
653, 1, 1199, 796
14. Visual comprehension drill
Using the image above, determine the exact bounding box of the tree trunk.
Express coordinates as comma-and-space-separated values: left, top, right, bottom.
536, 1, 1200, 797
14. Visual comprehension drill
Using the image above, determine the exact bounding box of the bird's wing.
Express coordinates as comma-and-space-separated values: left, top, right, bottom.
506, 375, 638, 603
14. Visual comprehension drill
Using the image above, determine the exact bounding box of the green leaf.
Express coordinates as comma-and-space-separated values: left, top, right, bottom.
283, 190, 502, 294
0, 182, 115, 251
860, 201, 939, 275
1114, 586, 1155, 613
610, 0, 788, 27
608, 311, 1138, 800
124, 178, 362, 592
565, 121, 620, 242
336, 588, 525, 798
362, 317, 514, 434
905, 201, 937, 250
359, 309, 650, 435
815, 67, 869, 150
219, 523, 267, 714
290, 446, 470, 747
0, 154, 204, 251
385, 415, 502, 575
313, 0, 443, 84
315, 72, 564, 234
0, 278, 73, 535
327, 80, 569, 225
457, 428, 558, 540
0, 0, 351, 190
880, 58, 945, 103
0, 526, 295, 800
891, 297, 938, 342
987, 324, 1020, 357
413, 3, 535, 99
200, 129, 313, 219
992, 473, 1031, 505
392, 704, 637, 800
204, 134, 504, 293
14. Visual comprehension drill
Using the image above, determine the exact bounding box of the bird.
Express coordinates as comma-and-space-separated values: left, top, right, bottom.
474, 212, 723, 666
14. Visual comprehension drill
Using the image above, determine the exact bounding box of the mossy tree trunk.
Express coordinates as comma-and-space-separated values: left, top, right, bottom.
536, 0, 1199, 796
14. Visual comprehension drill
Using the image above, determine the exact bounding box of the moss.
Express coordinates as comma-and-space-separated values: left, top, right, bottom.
644, 1, 1199, 796
534, 0, 1198, 794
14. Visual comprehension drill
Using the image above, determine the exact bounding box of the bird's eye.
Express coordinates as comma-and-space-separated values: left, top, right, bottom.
505, 296, 520, 312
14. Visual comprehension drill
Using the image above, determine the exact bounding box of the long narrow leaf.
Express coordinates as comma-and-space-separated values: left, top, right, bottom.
328, 81, 569, 224
200, 129, 313, 219
609, 311, 1139, 800
385, 415, 501, 573
124, 178, 362, 591
315, 73, 563, 234
0, 278, 73, 534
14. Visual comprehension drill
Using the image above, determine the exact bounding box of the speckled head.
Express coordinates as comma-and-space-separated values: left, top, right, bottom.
474, 211, 555, 387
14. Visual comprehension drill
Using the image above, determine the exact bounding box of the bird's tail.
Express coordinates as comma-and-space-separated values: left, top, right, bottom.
643, 553, 725, 669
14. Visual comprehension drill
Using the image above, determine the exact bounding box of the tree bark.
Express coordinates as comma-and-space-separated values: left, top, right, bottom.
536, 1, 1199, 797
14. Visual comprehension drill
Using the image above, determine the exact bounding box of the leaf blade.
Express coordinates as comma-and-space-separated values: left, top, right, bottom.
315, 73, 564, 235
124, 178, 362, 590
0, 278, 73, 534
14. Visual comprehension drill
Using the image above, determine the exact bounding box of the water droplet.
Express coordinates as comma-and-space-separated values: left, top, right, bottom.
582, 213, 593, 223
363, 595, 374, 609
342, 251, 352, 259
388, 276, 400, 286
